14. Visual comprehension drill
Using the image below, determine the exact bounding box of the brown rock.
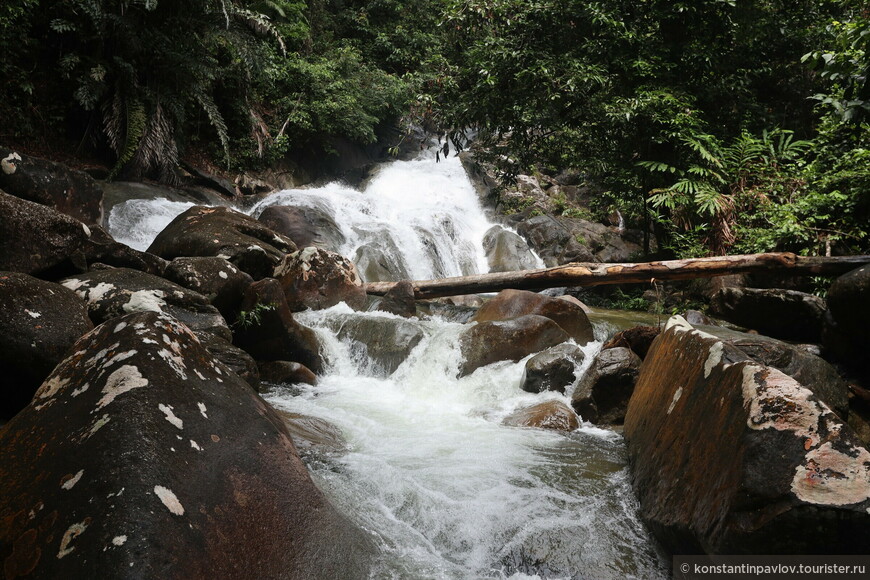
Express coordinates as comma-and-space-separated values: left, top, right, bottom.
258, 361, 318, 387
473, 289, 594, 345
624, 316, 870, 554
602, 325, 660, 360
0, 311, 372, 579
274, 247, 366, 312
502, 400, 579, 431
571, 347, 641, 424
459, 315, 570, 377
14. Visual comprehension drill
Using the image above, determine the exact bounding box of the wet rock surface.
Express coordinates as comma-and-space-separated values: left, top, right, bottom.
0, 311, 372, 579
473, 289, 594, 346
0, 272, 93, 420
233, 278, 323, 374
624, 316, 870, 554
274, 246, 366, 312
482, 225, 540, 273
368, 279, 417, 318
601, 325, 660, 360
322, 314, 425, 377
164, 257, 253, 320
520, 343, 586, 394
258, 361, 317, 388
459, 315, 570, 377
148, 206, 296, 279
571, 347, 641, 425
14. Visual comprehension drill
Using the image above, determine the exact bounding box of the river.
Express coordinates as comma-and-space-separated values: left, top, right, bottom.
107, 151, 668, 579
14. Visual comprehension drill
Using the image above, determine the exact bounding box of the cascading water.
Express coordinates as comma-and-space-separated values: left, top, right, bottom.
107, 151, 668, 579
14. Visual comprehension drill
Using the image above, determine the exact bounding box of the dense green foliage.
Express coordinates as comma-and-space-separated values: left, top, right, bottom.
1, 0, 867, 257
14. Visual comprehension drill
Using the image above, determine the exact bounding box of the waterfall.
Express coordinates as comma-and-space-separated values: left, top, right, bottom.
106, 151, 667, 578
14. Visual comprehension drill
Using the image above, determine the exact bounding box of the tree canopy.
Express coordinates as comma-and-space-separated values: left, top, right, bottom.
0, 0, 867, 257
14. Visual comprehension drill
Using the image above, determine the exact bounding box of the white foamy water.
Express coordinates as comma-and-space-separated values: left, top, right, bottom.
265, 306, 667, 579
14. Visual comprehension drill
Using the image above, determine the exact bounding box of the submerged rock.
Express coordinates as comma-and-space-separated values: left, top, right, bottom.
502, 400, 579, 432
459, 315, 569, 377
624, 316, 870, 554
148, 206, 296, 279
473, 289, 594, 346
0, 311, 373, 579
0, 272, 93, 419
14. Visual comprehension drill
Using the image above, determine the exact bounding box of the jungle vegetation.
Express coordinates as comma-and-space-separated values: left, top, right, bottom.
1, 0, 867, 257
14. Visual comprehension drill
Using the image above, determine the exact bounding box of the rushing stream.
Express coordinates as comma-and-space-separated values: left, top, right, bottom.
107, 152, 668, 579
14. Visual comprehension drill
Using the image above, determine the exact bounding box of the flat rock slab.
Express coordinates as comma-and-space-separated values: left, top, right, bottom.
0, 311, 371, 579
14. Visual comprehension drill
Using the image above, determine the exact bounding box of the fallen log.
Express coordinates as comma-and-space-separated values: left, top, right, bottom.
363, 253, 870, 300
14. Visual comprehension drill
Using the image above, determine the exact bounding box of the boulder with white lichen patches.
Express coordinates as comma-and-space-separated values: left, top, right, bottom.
274, 246, 367, 312
0, 311, 373, 579
164, 256, 254, 321
60, 268, 231, 342
148, 206, 297, 280
624, 316, 870, 555
0, 272, 93, 420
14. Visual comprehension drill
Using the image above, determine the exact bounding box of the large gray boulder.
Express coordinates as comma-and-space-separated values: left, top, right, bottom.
322, 315, 425, 377
459, 315, 569, 377
0, 311, 372, 579
482, 225, 539, 273
520, 344, 586, 394
148, 206, 296, 279
624, 316, 870, 554
473, 289, 594, 345
0, 272, 93, 419
516, 215, 641, 266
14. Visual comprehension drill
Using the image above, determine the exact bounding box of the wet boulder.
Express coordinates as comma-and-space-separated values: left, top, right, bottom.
571, 347, 641, 425
624, 316, 870, 554
61, 268, 231, 342
322, 314, 425, 377
148, 206, 297, 279
232, 278, 323, 374
258, 361, 317, 387
473, 289, 594, 345
274, 246, 367, 312
164, 257, 253, 320
0, 272, 93, 420
520, 344, 586, 394
257, 204, 346, 253
711, 287, 826, 343
0, 311, 372, 580
482, 225, 540, 273
459, 315, 570, 377
276, 411, 348, 455
502, 400, 579, 432
0, 147, 103, 224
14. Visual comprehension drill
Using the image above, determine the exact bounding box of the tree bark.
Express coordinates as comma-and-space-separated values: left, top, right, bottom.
363, 253, 870, 300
